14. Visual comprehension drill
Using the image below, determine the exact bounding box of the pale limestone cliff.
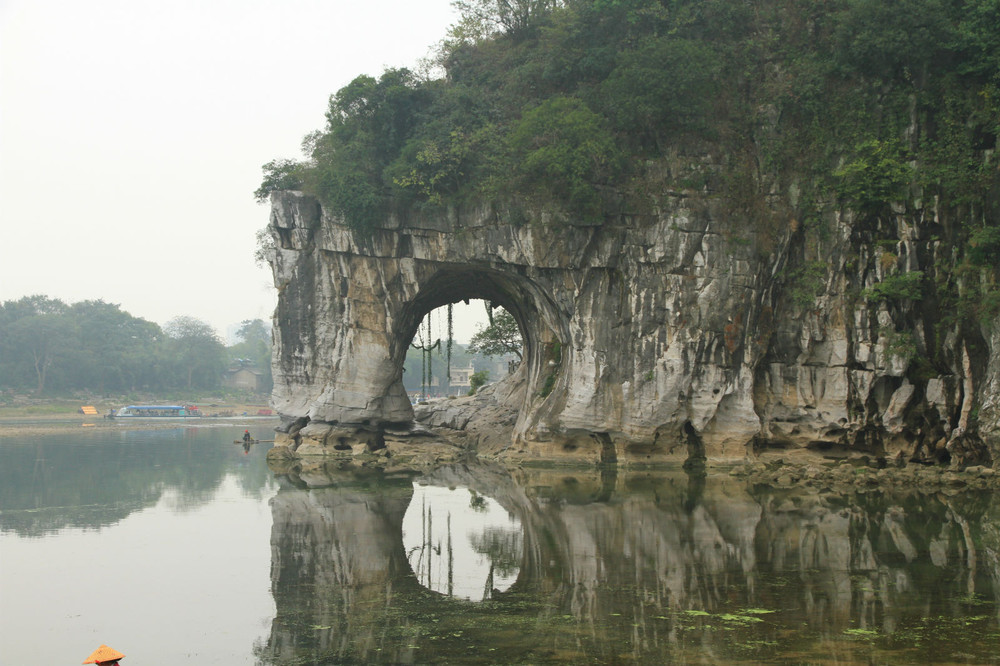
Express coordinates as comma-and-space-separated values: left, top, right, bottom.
266, 190, 999, 465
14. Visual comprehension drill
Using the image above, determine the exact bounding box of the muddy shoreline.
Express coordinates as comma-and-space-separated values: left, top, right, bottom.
0, 415, 280, 438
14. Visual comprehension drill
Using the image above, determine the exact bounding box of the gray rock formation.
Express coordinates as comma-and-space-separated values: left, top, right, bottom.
265, 190, 999, 465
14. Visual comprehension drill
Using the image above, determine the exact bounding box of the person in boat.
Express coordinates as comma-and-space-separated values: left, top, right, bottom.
82, 643, 124, 665
243, 429, 252, 445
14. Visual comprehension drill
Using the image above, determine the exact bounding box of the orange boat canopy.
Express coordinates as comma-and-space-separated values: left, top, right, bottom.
82, 644, 124, 664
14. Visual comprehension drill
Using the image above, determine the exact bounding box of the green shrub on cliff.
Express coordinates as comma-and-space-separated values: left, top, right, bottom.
863, 272, 925, 303
834, 140, 913, 215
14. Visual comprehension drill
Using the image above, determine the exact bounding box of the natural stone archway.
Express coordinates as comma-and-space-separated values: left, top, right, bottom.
266, 191, 764, 463
265, 190, 1000, 465
392, 266, 559, 419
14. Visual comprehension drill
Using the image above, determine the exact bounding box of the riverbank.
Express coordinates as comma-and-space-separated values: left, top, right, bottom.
0, 416, 280, 438
0, 398, 277, 437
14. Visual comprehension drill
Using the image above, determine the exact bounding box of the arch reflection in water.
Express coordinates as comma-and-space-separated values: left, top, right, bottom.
260, 463, 1000, 665
402, 482, 522, 601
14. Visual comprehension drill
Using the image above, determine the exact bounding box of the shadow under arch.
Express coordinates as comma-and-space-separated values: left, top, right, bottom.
390, 266, 566, 428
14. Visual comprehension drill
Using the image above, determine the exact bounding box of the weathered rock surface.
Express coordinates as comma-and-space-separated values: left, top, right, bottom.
266, 190, 999, 465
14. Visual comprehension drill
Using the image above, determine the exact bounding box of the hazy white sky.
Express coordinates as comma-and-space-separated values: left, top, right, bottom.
0, 0, 489, 342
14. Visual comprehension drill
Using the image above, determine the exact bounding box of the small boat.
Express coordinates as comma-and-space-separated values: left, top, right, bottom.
108, 405, 203, 419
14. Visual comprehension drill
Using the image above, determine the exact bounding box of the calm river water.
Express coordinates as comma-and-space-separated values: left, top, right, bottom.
2, 427, 999, 664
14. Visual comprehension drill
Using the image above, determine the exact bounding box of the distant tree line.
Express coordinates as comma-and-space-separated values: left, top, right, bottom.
0, 295, 272, 395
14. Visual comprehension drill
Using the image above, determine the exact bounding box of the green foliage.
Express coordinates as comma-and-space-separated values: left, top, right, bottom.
391, 130, 472, 205
539, 339, 561, 398
4, 313, 76, 394
309, 167, 384, 231
254, 159, 303, 203
981, 287, 1000, 322
305, 69, 432, 230
954, 274, 1000, 325
508, 96, 622, 220
788, 261, 828, 309
881, 329, 919, 363
164, 316, 227, 390
863, 271, 925, 303
451, 0, 560, 41
469, 369, 490, 395
599, 36, 723, 146
834, 140, 913, 214
539, 371, 556, 398
968, 226, 1000, 266
468, 308, 523, 359
918, 83, 1000, 204
954, 0, 1000, 83
833, 0, 955, 81
229, 319, 273, 393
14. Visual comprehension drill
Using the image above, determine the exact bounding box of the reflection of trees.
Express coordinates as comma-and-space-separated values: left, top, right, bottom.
0, 429, 269, 536
468, 489, 487, 511
469, 525, 522, 578
261, 463, 1000, 665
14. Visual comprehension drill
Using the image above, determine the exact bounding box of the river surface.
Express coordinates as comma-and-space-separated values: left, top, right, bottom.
2, 427, 999, 664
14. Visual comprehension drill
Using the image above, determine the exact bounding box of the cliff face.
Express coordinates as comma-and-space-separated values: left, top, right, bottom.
266, 188, 999, 465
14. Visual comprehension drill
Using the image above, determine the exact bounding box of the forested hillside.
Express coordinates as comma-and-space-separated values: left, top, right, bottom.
259, 0, 998, 238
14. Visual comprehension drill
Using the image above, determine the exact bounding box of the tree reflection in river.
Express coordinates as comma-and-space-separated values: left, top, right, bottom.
403, 482, 522, 601
0, 428, 272, 536
258, 462, 1000, 664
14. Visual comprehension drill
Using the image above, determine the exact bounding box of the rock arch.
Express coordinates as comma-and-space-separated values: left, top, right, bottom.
392, 266, 560, 411
265, 190, 999, 465
266, 191, 761, 462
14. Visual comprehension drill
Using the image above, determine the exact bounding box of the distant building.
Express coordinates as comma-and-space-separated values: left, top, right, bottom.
223, 367, 267, 392
450, 364, 475, 389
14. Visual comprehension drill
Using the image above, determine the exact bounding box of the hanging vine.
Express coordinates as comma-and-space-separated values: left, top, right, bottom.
410, 312, 440, 400
447, 303, 453, 384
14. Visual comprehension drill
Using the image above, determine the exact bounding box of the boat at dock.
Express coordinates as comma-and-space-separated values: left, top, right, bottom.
108, 405, 202, 419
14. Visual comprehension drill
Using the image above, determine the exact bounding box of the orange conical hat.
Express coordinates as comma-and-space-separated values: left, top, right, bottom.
83, 644, 124, 664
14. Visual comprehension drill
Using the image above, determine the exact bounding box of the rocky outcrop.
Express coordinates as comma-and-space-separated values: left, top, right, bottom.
981, 317, 1000, 463
266, 189, 998, 465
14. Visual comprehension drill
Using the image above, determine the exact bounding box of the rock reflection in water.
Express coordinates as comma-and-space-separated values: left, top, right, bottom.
258, 463, 1000, 664
402, 482, 522, 601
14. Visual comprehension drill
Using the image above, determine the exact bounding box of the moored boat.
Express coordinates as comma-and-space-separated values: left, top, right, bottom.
108, 405, 202, 419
